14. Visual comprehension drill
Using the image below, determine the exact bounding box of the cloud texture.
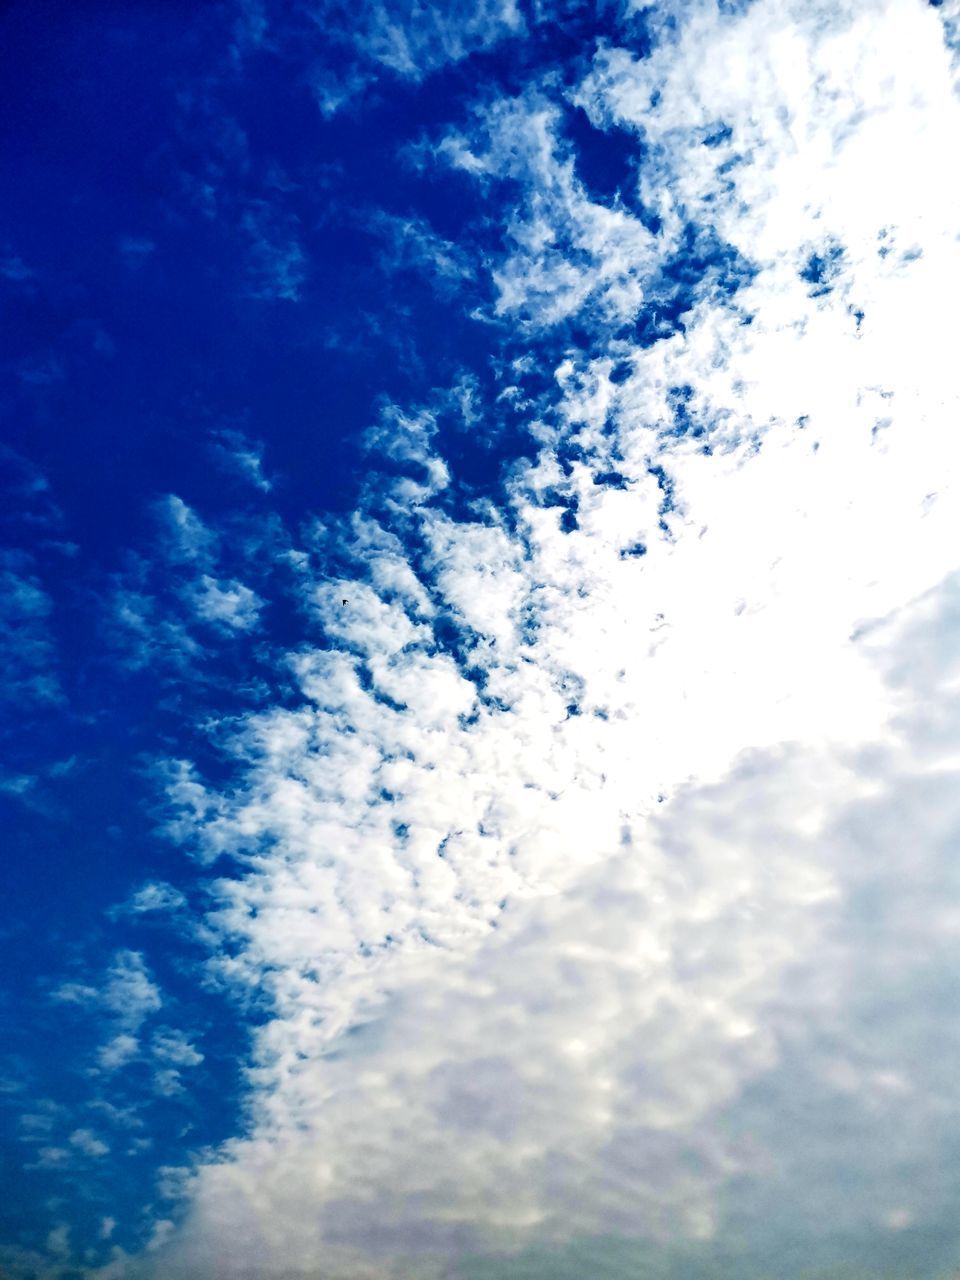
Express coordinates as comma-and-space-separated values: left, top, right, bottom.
7, 1, 960, 1278
75, 3, 960, 1277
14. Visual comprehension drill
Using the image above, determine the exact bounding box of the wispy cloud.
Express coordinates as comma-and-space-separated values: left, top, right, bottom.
241, 204, 307, 301
209, 429, 273, 493
53, 951, 163, 1080
0, 553, 62, 710
106, 495, 264, 675
369, 209, 476, 299
309, 0, 526, 114
110, 881, 188, 918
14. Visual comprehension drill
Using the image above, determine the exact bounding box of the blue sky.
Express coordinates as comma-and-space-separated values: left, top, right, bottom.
4, 1, 960, 1277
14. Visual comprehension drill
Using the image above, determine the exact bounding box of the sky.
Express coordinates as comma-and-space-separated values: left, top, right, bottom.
3, 0, 960, 1276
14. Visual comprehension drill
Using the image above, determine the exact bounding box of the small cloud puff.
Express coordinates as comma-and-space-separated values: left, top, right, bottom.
102, 951, 162, 1029
69, 1127, 110, 1157
189, 574, 263, 631
113, 880, 187, 917
97, 1034, 140, 1073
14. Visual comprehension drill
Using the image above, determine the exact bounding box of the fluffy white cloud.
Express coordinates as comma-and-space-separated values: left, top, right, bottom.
90, 2, 960, 1278
97, 1034, 140, 1073
188, 573, 262, 631
54, 951, 161, 1032
138, 576, 960, 1280
151, 1030, 203, 1067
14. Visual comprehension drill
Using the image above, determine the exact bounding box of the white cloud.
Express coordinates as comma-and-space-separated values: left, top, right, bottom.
369, 210, 476, 297
51, 980, 100, 1006
116, 881, 187, 916
311, 0, 526, 114
97, 1034, 140, 1073
108, 496, 265, 671
145, 1220, 176, 1254
152, 1029, 203, 1068
69, 1127, 110, 1158
189, 573, 263, 631
436, 93, 659, 328
108, 586, 202, 675
18, 1101, 65, 1143
103, 951, 163, 1030
152, 1069, 186, 1098
98, 2, 960, 1278
158, 495, 217, 566
54, 951, 163, 1078
28, 1146, 70, 1170
137, 576, 960, 1280
88, 1099, 145, 1131
355, 0, 524, 79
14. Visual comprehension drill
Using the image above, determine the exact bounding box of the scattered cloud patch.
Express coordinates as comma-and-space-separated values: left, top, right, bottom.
106, 496, 267, 675
102, 951, 163, 1030
113, 882, 187, 918
311, 0, 526, 113
97, 1034, 140, 1073
69, 1128, 110, 1158
187, 574, 262, 631
0, 554, 62, 710
151, 1029, 203, 1068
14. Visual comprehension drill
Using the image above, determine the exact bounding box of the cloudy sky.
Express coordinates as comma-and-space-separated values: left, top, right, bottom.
3, 0, 960, 1276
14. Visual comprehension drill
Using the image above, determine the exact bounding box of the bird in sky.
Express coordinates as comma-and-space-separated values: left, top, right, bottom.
342, 599, 348, 606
